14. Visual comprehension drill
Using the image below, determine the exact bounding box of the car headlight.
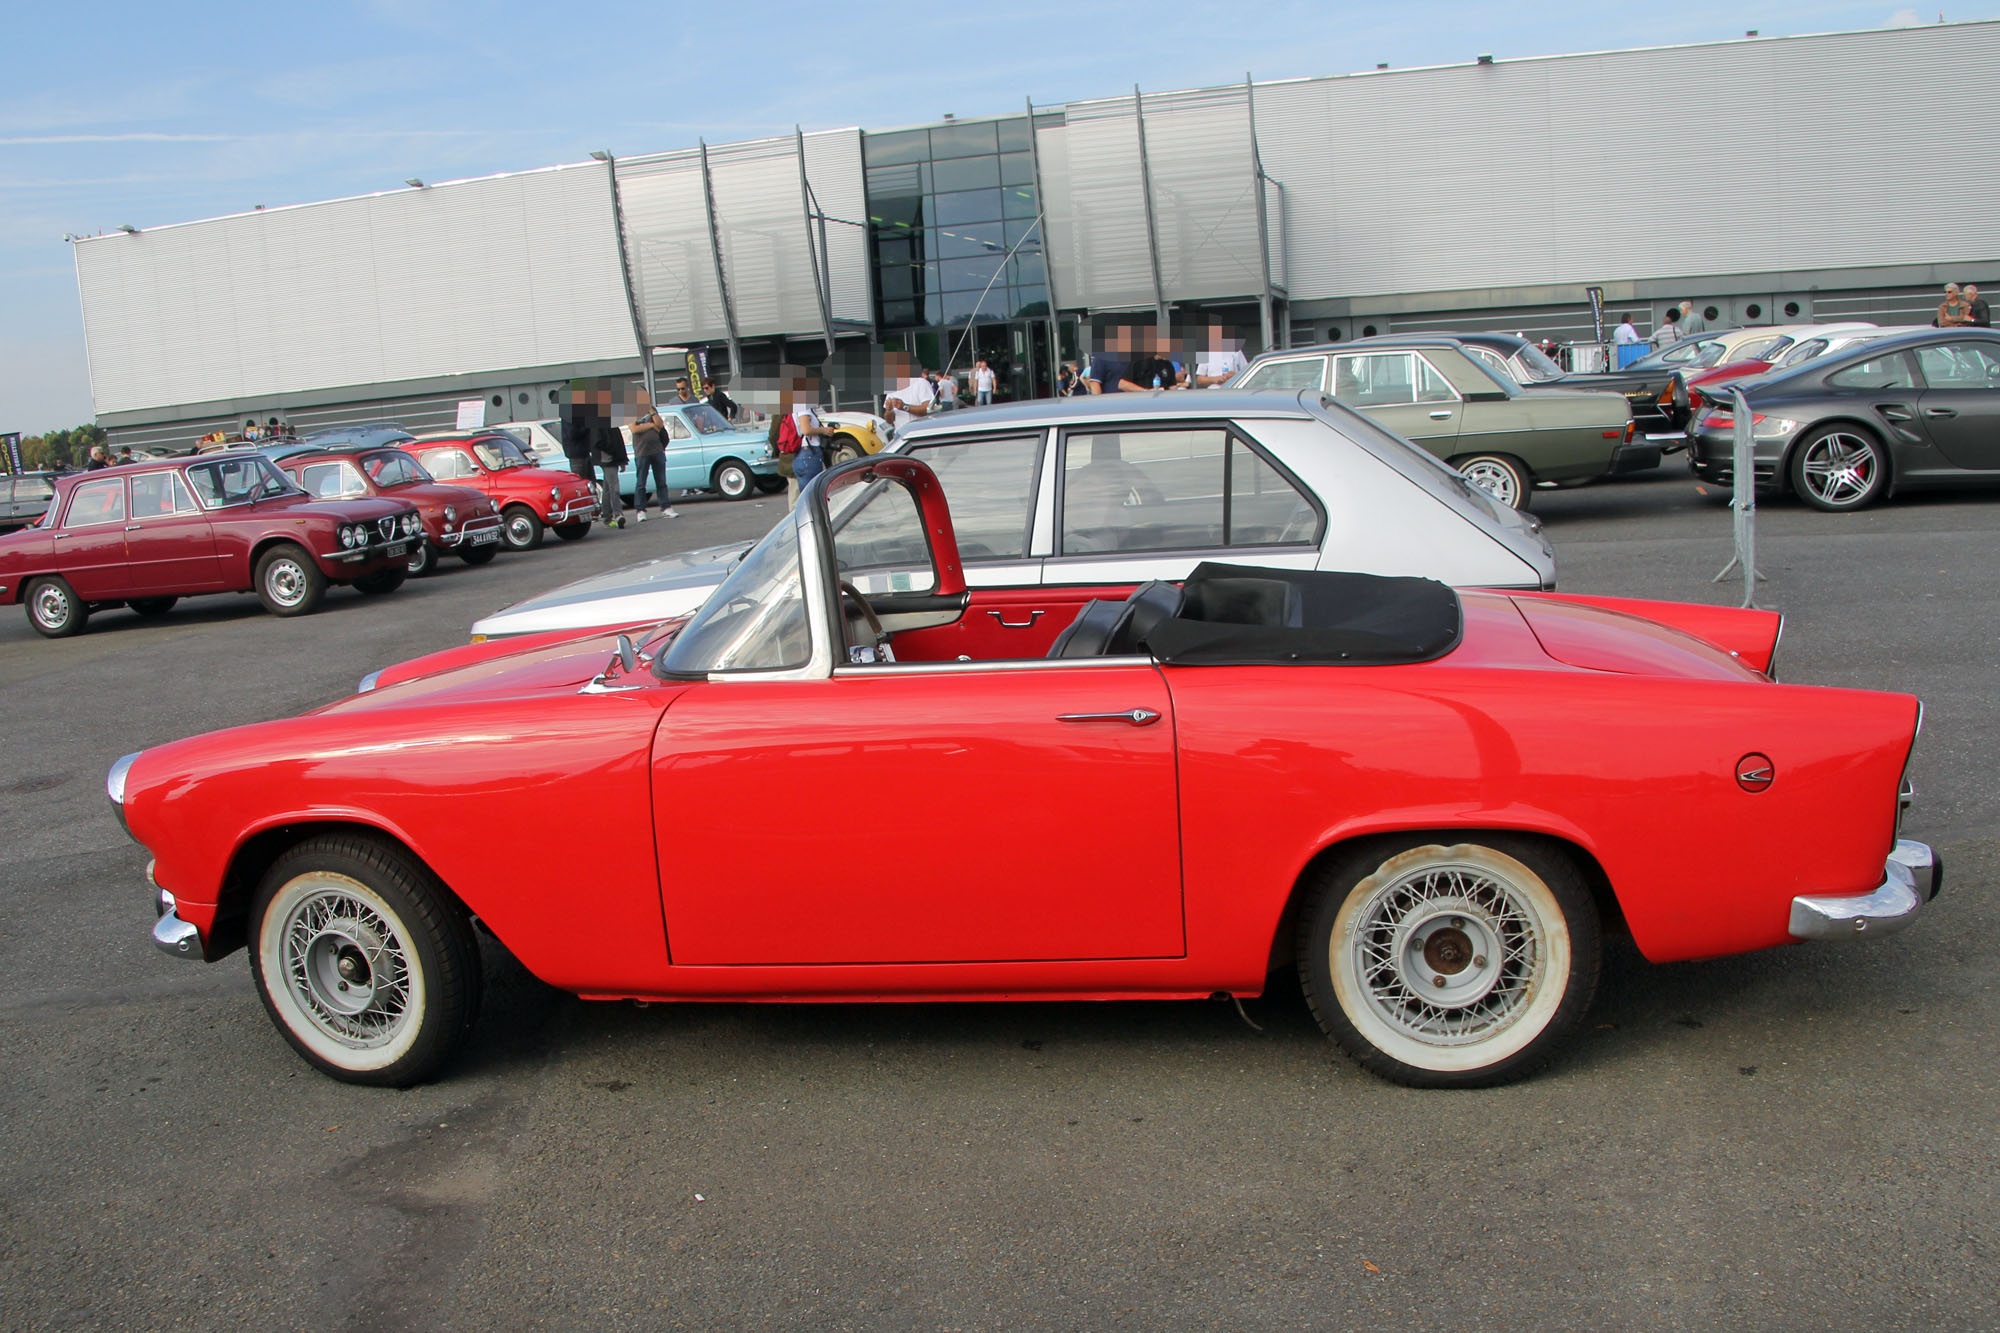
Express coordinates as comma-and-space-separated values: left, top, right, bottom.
445, 505, 456, 522
403, 513, 420, 535
550, 486, 560, 502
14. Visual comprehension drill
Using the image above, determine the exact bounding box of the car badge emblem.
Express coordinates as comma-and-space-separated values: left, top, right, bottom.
1736, 753, 1775, 793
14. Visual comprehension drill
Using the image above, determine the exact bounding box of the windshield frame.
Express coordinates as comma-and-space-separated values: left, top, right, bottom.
185, 454, 305, 509
655, 495, 837, 682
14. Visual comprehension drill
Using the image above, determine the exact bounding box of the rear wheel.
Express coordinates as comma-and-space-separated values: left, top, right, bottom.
553, 521, 591, 541
1789, 424, 1887, 511
249, 834, 481, 1087
406, 540, 437, 578
500, 505, 543, 550
129, 596, 178, 618
828, 435, 863, 465
26, 576, 87, 638
1453, 454, 1532, 510
354, 568, 406, 595
254, 544, 326, 617
459, 544, 498, 566
712, 459, 754, 500
1297, 837, 1600, 1088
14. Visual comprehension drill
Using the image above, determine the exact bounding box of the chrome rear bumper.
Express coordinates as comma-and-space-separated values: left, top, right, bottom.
1789, 840, 1940, 941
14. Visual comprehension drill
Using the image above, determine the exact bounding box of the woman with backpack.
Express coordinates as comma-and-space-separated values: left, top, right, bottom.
775, 368, 831, 508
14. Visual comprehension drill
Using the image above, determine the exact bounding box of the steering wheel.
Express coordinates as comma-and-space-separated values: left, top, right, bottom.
839, 580, 884, 642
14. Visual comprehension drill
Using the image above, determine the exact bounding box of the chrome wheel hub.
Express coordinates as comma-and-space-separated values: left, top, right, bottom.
267, 560, 307, 606
1459, 460, 1519, 506
282, 886, 410, 1046
506, 514, 534, 545
1351, 865, 1542, 1045
1801, 432, 1876, 504
32, 583, 69, 626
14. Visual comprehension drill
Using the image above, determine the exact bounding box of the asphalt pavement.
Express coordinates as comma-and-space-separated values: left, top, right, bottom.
2, 464, 1995, 1330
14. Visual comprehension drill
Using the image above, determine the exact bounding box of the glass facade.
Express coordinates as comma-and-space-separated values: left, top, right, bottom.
862, 118, 1050, 335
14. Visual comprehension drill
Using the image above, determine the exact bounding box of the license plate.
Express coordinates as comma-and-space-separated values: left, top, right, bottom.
470, 529, 500, 545
386, 541, 408, 557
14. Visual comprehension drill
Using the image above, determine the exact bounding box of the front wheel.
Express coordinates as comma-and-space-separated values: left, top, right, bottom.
1453, 454, 1532, 510
828, 435, 863, 465
254, 544, 327, 617
1297, 837, 1600, 1088
406, 539, 437, 578
712, 459, 755, 500
500, 505, 544, 550
553, 521, 591, 541
26, 576, 87, 638
459, 543, 498, 566
249, 834, 481, 1086
1789, 425, 1887, 511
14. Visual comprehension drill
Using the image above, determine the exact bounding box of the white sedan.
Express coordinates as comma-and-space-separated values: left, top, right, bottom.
468, 390, 1555, 641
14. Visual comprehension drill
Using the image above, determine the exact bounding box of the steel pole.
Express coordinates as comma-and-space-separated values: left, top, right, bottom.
698, 140, 744, 382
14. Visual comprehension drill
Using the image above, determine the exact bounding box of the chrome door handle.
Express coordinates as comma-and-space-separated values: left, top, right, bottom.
988, 609, 1045, 628
124, 524, 142, 532
1925, 407, 1957, 419
1429, 410, 1453, 419
1057, 708, 1161, 726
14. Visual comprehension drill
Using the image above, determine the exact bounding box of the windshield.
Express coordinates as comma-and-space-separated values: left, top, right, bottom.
186, 455, 300, 507
1512, 344, 1565, 381
361, 450, 431, 486
657, 517, 810, 676
472, 435, 533, 470
682, 404, 731, 435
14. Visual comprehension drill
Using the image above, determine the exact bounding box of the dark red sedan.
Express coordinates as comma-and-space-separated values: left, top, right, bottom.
266, 443, 502, 577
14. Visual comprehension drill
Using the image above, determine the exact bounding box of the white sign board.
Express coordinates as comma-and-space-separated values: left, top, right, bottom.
454, 399, 486, 430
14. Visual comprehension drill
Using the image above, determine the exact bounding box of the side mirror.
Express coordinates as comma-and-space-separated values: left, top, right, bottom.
616, 633, 639, 675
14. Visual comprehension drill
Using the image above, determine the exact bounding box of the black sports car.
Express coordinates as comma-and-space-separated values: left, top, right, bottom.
1687, 328, 2000, 511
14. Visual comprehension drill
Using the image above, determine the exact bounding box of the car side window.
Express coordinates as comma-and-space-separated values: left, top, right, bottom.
1227, 438, 1321, 546
906, 433, 1041, 561
1778, 338, 1829, 368
1332, 353, 1418, 407
1828, 353, 1917, 391
64, 476, 126, 527
830, 476, 936, 593
1735, 336, 1784, 361
1414, 354, 1460, 403
129, 470, 193, 518
419, 448, 474, 479
665, 416, 692, 441
1466, 347, 1517, 384
1916, 342, 2000, 389
1239, 357, 1325, 392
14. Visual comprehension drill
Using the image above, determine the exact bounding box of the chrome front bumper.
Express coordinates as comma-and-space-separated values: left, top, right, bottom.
1789, 840, 1941, 941
149, 863, 199, 959
439, 515, 504, 548
548, 495, 596, 523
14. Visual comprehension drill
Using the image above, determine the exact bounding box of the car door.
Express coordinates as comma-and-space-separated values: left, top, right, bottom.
659, 411, 706, 490
1913, 340, 2000, 471
1331, 351, 1464, 459
125, 469, 222, 592
52, 474, 132, 599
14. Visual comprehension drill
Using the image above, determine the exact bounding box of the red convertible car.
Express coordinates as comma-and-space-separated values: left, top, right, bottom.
111, 455, 1937, 1089
0, 451, 421, 636
265, 442, 504, 577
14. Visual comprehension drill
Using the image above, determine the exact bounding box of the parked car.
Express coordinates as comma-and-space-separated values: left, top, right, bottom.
1688, 327, 2000, 511
263, 442, 503, 577
821, 411, 893, 461
1234, 337, 1647, 508
0, 471, 60, 534
1537, 326, 1873, 435
466, 389, 1556, 641
398, 431, 599, 549
0, 451, 420, 635
118, 452, 1937, 1090
1375, 331, 1570, 389
1661, 326, 1924, 430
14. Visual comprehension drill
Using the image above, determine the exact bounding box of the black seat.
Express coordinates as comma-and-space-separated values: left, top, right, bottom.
1046, 599, 1131, 658
1107, 579, 1185, 655
1181, 574, 1303, 628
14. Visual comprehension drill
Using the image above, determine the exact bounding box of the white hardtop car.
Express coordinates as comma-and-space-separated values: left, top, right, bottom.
467, 389, 1556, 640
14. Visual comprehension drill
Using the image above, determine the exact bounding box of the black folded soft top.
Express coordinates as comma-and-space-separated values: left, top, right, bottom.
1143, 562, 1463, 666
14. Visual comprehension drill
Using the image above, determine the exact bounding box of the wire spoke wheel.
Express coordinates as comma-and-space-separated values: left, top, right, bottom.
279, 878, 415, 1049
1300, 840, 1600, 1087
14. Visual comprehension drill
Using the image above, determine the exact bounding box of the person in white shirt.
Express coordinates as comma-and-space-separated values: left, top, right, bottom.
1193, 322, 1249, 387
782, 369, 832, 508
972, 360, 998, 404
881, 352, 934, 432
935, 371, 959, 411
1613, 314, 1644, 367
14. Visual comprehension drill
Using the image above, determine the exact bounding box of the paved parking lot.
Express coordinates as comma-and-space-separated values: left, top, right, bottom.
3, 465, 1996, 1330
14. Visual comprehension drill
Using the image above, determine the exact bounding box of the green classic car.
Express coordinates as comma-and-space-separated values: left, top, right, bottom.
1234, 337, 1652, 508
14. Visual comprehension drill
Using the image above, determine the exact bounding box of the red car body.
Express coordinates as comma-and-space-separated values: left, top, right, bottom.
267, 444, 503, 575
1664, 359, 1779, 429
398, 432, 597, 549
114, 455, 1936, 1089
0, 451, 420, 635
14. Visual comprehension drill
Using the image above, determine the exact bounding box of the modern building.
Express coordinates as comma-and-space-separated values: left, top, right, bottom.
71, 19, 2000, 451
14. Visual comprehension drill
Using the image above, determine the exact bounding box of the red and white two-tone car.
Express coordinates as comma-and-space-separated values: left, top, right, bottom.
112, 453, 1937, 1089
0, 451, 421, 635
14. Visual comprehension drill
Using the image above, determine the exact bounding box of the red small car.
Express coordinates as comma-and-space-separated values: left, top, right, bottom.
400, 431, 597, 549
0, 451, 420, 636
267, 443, 503, 577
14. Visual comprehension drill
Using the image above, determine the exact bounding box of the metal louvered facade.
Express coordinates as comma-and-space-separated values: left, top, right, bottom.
73, 164, 635, 421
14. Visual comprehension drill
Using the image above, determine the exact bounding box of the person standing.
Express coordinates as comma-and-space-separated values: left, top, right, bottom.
560, 382, 597, 486
706, 379, 738, 421
1651, 308, 1680, 350
628, 392, 676, 521
935, 369, 959, 411
780, 369, 833, 508
85, 446, 110, 470
1677, 300, 1708, 337
1965, 284, 1991, 328
593, 387, 628, 529
673, 377, 697, 405
1937, 283, 1972, 328
1194, 322, 1249, 386
972, 359, 997, 405
883, 353, 934, 431
1614, 313, 1643, 368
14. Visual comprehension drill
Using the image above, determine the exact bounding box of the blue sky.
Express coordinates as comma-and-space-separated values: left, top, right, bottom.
0, 1, 1980, 433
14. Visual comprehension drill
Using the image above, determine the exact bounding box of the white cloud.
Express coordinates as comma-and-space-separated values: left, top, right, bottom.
1888, 7, 1925, 23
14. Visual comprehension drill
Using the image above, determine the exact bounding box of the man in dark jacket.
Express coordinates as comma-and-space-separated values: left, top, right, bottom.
591, 386, 628, 528
560, 382, 598, 482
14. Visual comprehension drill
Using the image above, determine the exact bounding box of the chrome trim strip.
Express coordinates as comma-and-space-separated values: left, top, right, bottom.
106, 751, 141, 806
1789, 840, 1935, 941
832, 655, 1152, 678
152, 907, 201, 958
356, 669, 384, 694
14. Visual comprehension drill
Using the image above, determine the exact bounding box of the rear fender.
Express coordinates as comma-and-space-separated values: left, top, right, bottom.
1514, 591, 1783, 674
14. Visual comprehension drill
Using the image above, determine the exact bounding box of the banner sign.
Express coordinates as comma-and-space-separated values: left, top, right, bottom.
1, 432, 20, 475
454, 399, 486, 431
1585, 286, 1606, 347
686, 352, 705, 397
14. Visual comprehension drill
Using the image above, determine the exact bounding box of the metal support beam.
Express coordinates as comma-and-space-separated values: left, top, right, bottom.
698, 139, 743, 380
795, 128, 838, 377
1025, 97, 1064, 393
598, 151, 655, 400
1131, 85, 1169, 333
1246, 74, 1277, 355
